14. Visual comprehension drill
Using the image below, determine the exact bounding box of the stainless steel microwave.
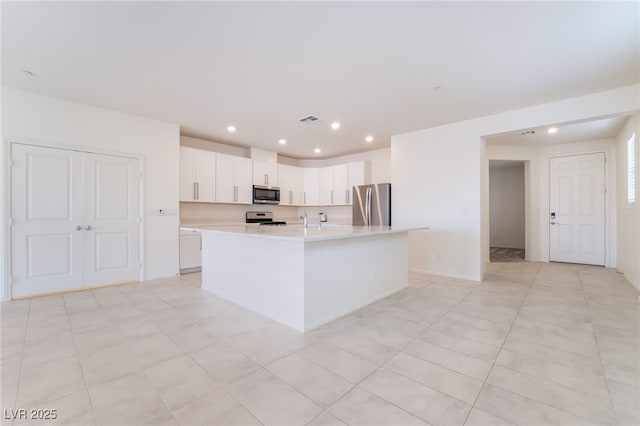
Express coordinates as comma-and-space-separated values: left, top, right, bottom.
253, 185, 280, 204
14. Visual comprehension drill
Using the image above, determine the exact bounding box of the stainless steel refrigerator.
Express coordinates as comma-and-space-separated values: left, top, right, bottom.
352, 183, 391, 226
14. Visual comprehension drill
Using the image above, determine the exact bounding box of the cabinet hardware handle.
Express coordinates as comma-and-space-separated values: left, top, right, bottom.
265, 174, 268, 185
289, 190, 293, 204
233, 186, 238, 202
85, 225, 92, 231
196, 182, 199, 200
193, 182, 197, 200
345, 189, 349, 204
303, 192, 306, 204
75, 225, 82, 231
331, 190, 334, 205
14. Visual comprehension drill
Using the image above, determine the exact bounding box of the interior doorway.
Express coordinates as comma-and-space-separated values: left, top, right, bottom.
489, 160, 526, 262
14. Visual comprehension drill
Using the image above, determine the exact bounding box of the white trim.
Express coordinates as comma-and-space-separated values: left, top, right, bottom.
302, 282, 407, 332
3, 138, 146, 301
546, 149, 613, 267
409, 267, 481, 282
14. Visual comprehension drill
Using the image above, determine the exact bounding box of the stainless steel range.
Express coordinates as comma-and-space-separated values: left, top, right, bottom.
246, 211, 286, 226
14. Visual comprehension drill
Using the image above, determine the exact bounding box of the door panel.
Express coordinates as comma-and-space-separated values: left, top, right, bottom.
27, 234, 72, 278
95, 232, 130, 270
549, 153, 605, 265
11, 144, 84, 297
84, 153, 140, 286
95, 161, 130, 219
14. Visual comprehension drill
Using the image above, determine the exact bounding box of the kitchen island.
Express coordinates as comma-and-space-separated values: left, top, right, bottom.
181, 224, 427, 332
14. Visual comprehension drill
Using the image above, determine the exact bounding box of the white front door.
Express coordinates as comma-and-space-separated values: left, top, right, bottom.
11, 144, 141, 297
83, 153, 140, 287
549, 153, 605, 266
11, 144, 85, 297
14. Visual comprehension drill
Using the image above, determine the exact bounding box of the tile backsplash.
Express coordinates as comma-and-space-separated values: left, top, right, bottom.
180, 202, 351, 225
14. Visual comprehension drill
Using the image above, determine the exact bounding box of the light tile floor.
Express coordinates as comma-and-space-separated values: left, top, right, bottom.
1, 262, 638, 426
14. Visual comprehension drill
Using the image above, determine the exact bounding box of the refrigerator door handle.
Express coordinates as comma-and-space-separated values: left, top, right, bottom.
365, 186, 372, 226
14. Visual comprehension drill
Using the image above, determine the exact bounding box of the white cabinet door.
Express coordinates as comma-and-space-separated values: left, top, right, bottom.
332, 164, 349, 205
180, 234, 202, 270
235, 157, 253, 204
180, 147, 215, 202
195, 150, 216, 202
290, 166, 303, 205
11, 144, 85, 297
215, 154, 236, 203
83, 153, 141, 287
216, 154, 252, 204
11, 143, 141, 297
278, 164, 303, 206
180, 147, 197, 201
319, 167, 334, 205
348, 161, 365, 187
303, 168, 320, 206
253, 161, 278, 186
278, 164, 292, 205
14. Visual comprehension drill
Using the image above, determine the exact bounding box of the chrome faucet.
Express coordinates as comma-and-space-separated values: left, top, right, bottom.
301, 211, 308, 228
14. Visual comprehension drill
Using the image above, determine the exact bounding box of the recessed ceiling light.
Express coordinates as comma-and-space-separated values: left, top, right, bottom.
314, 148, 321, 154
365, 136, 374, 143
21, 69, 34, 77
330, 122, 341, 130
278, 139, 287, 145
227, 125, 236, 133
548, 127, 558, 134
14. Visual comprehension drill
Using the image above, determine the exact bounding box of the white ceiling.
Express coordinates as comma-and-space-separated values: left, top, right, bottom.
2, 2, 638, 159
485, 115, 630, 146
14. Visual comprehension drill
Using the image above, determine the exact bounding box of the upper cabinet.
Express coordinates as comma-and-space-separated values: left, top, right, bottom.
253, 160, 279, 186
279, 164, 303, 206
179, 146, 367, 207
216, 153, 252, 204
179, 147, 216, 202
319, 161, 366, 206
302, 168, 320, 206
319, 167, 334, 205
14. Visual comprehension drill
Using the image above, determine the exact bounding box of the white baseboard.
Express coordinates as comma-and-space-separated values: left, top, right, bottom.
303, 282, 408, 332
409, 267, 481, 282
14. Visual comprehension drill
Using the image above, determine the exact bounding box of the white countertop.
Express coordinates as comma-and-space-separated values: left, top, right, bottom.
180, 224, 428, 242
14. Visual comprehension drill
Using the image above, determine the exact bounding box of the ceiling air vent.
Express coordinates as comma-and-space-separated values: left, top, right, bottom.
299, 115, 319, 123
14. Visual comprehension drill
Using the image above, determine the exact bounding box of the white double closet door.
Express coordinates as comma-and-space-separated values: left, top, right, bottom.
11, 143, 141, 298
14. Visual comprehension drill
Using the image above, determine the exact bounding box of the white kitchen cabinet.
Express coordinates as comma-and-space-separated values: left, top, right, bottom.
319, 167, 334, 205
343, 161, 365, 204
180, 147, 216, 202
180, 233, 201, 271
216, 153, 252, 204
253, 160, 279, 186
332, 164, 349, 205
319, 161, 366, 206
302, 167, 320, 206
279, 164, 303, 205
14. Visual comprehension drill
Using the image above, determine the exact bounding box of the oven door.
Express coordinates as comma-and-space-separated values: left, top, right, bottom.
253, 185, 280, 204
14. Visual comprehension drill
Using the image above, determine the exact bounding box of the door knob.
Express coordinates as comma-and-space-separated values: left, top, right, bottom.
85, 225, 92, 230
75, 225, 82, 231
